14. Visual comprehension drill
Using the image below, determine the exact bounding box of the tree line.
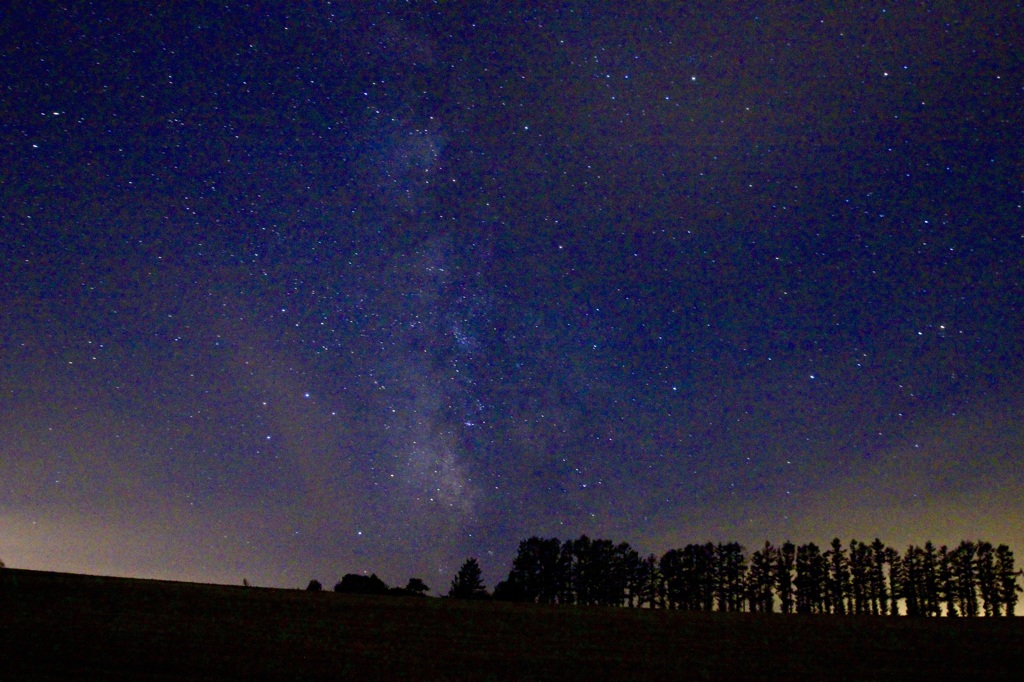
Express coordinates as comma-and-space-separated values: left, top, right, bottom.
466, 536, 1022, 616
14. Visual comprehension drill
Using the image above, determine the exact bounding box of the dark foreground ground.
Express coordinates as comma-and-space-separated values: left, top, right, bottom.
2, 569, 1022, 680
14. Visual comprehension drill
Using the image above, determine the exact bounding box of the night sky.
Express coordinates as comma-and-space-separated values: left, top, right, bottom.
3, 3, 1023, 592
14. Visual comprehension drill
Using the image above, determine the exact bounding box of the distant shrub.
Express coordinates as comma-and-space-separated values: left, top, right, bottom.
493, 578, 528, 602
334, 573, 389, 595
404, 578, 430, 596
386, 579, 430, 598
307, 579, 323, 592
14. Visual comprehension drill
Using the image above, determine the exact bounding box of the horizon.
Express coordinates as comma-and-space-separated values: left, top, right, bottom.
4, 534, 1021, 618
4, 530, 1020, 611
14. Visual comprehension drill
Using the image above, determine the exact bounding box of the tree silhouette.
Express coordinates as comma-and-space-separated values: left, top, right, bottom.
920, 541, 941, 616
659, 548, 684, 610
975, 541, 998, 617
306, 579, 323, 592
560, 536, 633, 607
795, 542, 826, 614
560, 535, 633, 607
489, 534, 1017, 617
901, 545, 924, 617
824, 538, 850, 615
563, 536, 593, 605
404, 578, 430, 596
715, 542, 747, 612
775, 541, 796, 614
886, 546, 904, 615
938, 545, 957, 616
951, 541, 979, 617
995, 544, 1021, 616
865, 538, 898, 615
663, 543, 718, 611
506, 537, 566, 604
557, 540, 577, 605
493, 576, 528, 601
613, 542, 640, 608
848, 540, 871, 615
747, 542, 776, 613
622, 549, 643, 608
660, 544, 716, 611
584, 538, 611, 606
449, 558, 488, 599
633, 553, 663, 609
335, 573, 389, 595
685, 543, 718, 611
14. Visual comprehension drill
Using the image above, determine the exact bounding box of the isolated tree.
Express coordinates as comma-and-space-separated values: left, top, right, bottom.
306, 579, 323, 592
449, 558, 488, 599
404, 578, 430, 596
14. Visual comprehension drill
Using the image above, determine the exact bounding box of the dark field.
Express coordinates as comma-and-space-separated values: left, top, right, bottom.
2, 569, 1021, 680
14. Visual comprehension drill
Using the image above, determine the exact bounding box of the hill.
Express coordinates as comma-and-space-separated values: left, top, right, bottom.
2, 568, 1022, 679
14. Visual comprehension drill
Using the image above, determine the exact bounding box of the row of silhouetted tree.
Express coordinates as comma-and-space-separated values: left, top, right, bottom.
480, 536, 1022, 616
305, 564, 487, 600
305, 574, 431, 597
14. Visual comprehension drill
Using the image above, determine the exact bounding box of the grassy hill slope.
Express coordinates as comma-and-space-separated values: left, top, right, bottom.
2, 568, 1022, 680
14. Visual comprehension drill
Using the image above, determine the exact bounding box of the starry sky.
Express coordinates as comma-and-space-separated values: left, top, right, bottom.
2, 3, 1023, 591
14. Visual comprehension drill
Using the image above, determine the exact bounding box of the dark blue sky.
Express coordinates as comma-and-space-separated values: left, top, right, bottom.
2, 2, 1022, 591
